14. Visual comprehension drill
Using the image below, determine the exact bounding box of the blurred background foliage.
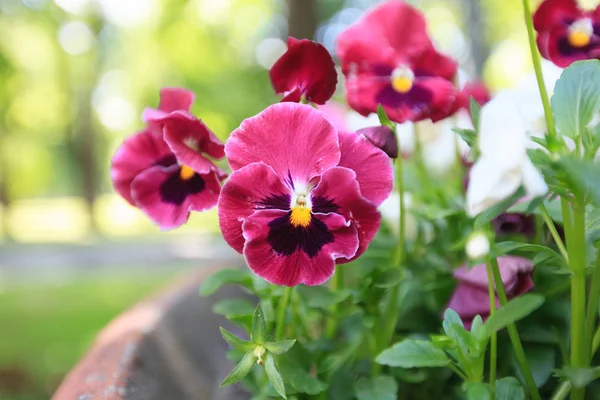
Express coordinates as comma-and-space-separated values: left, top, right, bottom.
0, 0, 588, 398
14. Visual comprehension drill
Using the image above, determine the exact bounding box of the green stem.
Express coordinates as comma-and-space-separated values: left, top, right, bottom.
275, 287, 292, 341
552, 325, 600, 400
521, 0, 557, 138
539, 202, 569, 261
583, 248, 600, 364
485, 257, 497, 400
490, 257, 542, 400
326, 268, 344, 338
568, 202, 587, 400
377, 142, 406, 365
449, 363, 469, 381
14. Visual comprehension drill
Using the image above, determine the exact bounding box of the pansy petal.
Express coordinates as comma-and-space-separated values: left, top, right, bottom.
241, 210, 359, 286
218, 163, 291, 254
466, 156, 522, 217
521, 158, 549, 198
533, 0, 582, 32
270, 37, 338, 105
158, 87, 195, 113
454, 256, 533, 292
336, 0, 430, 74
110, 130, 176, 205
412, 77, 460, 122
446, 282, 496, 324
225, 103, 341, 184
337, 131, 394, 205
413, 46, 458, 82
131, 165, 221, 230
310, 166, 381, 262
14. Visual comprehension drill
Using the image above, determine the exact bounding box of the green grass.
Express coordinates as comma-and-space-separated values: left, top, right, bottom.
0, 272, 179, 400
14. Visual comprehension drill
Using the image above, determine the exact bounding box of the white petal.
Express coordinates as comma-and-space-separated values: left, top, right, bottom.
479, 91, 528, 169
521, 158, 549, 197
466, 156, 521, 216
422, 126, 458, 174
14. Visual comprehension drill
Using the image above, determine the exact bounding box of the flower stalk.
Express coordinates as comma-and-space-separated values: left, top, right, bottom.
275, 287, 293, 341
485, 257, 497, 400
489, 257, 542, 400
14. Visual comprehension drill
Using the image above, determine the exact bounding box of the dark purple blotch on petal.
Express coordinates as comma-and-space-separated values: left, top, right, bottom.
267, 213, 334, 257
312, 196, 339, 213
375, 83, 433, 111
159, 170, 206, 205
256, 193, 291, 210
493, 213, 535, 237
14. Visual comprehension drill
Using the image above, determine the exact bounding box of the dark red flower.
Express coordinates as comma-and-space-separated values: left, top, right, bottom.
445, 256, 535, 329
269, 37, 338, 105
336, 0, 459, 124
534, 0, 600, 67
449, 81, 491, 116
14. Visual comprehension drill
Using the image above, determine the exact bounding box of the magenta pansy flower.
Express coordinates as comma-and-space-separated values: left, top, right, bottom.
445, 256, 535, 328
218, 103, 393, 286
269, 37, 338, 105
110, 88, 225, 230
336, 0, 459, 124
534, 0, 600, 67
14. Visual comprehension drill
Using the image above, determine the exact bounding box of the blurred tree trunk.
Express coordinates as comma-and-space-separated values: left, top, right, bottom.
287, 0, 317, 39
463, 0, 489, 78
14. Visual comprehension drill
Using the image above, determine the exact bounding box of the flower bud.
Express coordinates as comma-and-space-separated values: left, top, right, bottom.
253, 345, 266, 365
357, 126, 398, 159
465, 232, 490, 260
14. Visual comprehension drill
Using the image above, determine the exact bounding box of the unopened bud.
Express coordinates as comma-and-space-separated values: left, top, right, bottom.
357, 126, 398, 159
466, 232, 490, 260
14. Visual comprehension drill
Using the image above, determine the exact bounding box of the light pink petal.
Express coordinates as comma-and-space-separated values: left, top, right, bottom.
337, 131, 394, 206
241, 210, 359, 286
453, 256, 534, 293
446, 282, 497, 329
218, 163, 291, 254
225, 103, 341, 185
310, 166, 381, 263
158, 87, 195, 113
318, 103, 348, 132
131, 165, 221, 230
110, 130, 175, 205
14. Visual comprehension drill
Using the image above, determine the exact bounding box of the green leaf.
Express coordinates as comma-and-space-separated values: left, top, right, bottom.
219, 327, 255, 351
559, 156, 600, 201
220, 350, 256, 387
442, 308, 464, 334
464, 382, 489, 400
297, 286, 349, 309
264, 340, 296, 355
354, 376, 398, 400
199, 268, 252, 296
469, 96, 482, 131
491, 241, 564, 267
373, 268, 405, 288
512, 344, 555, 387
376, 339, 451, 368
377, 104, 395, 130
213, 299, 255, 319
264, 352, 286, 399
452, 128, 477, 148
483, 294, 545, 337
470, 315, 485, 342
278, 355, 328, 395
554, 366, 600, 388
552, 60, 600, 139
494, 377, 525, 400
252, 304, 266, 344
474, 187, 526, 227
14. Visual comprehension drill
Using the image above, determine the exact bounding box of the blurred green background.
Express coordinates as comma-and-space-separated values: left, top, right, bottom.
0, 0, 583, 398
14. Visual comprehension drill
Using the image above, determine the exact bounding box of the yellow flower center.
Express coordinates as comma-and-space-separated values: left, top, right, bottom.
391, 66, 415, 94
391, 76, 413, 93
289, 194, 311, 227
568, 19, 593, 48
179, 165, 195, 180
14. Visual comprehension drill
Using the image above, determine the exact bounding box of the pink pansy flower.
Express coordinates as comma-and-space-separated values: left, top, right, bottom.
218, 103, 393, 286
110, 88, 225, 230
445, 256, 535, 329
336, 0, 459, 124
534, 0, 600, 68
269, 37, 338, 105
